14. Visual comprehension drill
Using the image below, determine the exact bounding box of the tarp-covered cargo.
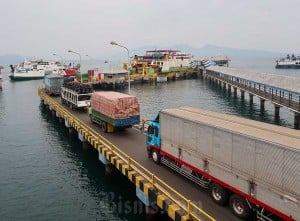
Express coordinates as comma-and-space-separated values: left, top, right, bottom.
91, 91, 140, 119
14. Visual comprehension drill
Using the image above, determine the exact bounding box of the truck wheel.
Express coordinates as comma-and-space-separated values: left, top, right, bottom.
210, 183, 229, 205
101, 122, 107, 133
229, 194, 251, 220
152, 150, 161, 164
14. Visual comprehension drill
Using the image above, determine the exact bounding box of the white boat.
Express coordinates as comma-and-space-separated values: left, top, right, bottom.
9, 59, 66, 81
276, 54, 300, 69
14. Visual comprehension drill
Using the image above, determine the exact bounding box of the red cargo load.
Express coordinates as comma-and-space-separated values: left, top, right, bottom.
91, 91, 140, 119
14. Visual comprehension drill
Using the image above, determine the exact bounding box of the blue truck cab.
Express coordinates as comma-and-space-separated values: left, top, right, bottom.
146, 114, 161, 161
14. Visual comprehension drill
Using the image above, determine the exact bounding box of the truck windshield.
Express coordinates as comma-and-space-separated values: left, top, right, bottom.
78, 95, 91, 101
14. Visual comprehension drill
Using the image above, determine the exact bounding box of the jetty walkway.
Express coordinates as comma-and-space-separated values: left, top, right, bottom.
204, 66, 300, 128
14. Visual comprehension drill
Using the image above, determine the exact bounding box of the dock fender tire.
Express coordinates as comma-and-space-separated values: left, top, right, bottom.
210, 183, 229, 205
152, 149, 161, 164
229, 194, 251, 220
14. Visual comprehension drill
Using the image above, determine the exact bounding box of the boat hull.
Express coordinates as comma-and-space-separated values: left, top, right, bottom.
275, 64, 300, 69
9, 74, 45, 81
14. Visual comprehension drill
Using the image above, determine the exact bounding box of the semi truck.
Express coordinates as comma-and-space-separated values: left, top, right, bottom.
61, 82, 93, 109
90, 91, 140, 133
44, 74, 64, 96
146, 106, 300, 221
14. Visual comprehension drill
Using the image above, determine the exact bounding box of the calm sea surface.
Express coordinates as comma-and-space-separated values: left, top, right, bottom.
0, 56, 299, 221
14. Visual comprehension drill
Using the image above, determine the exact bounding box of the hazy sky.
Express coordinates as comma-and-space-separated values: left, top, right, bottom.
1, 0, 299, 59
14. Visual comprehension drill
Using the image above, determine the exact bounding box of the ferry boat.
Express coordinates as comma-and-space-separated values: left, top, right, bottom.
275, 54, 300, 69
132, 49, 193, 82
142, 49, 192, 72
9, 59, 68, 81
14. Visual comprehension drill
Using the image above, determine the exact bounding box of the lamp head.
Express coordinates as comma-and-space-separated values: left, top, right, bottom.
68, 50, 73, 53
110, 41, 117, 46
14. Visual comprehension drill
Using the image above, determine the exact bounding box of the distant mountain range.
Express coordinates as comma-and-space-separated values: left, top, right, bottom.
0, 44, 285, 65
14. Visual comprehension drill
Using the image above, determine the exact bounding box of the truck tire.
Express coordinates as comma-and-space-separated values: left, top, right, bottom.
151, 150, 161, 164
229, 194, 251, 220
210, 183, 229, 205
101, 122, 107, 133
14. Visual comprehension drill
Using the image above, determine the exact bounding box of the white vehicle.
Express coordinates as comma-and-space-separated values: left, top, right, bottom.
61, 86, 92, 109
147, 106, 300, 221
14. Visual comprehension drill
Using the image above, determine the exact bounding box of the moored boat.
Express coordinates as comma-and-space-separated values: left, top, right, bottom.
275, 54, 300, 69
9, 59, 67, 81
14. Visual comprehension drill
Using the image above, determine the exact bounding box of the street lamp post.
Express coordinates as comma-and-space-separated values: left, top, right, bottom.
68, 50, 82, 83
110, 41, 130, 94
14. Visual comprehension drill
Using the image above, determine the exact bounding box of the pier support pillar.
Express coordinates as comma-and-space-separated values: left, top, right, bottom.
294, 113, 300, 129
51, 110, 56, 117
249, 94, 254, 105
56, 111, 60, 118
260, 98, 266, 111
136, 187, 150, 207
241, 90, 245, 99
82, 142, 90, 151
78, 133, 86, 142
58, 117, 64, 123
274, 105, 280, 117
68, 127, 76, 136
145, 205, 157, 216
99, 152, 109, 165
223, 82, 226, 88
98, 152, 114, 175
233, 87, 237, 97
65, 120, 76, 136
105, 164, 114, 175
227, 85, 231, 92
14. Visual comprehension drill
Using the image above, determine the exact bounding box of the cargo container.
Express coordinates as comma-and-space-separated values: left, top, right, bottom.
44, 74, 64, 96
146, 106, 300, 221
60, 82, 93, 109
90, 91, 140, 133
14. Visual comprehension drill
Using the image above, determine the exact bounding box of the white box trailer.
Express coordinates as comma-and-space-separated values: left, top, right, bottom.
146, 106, 300, 221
